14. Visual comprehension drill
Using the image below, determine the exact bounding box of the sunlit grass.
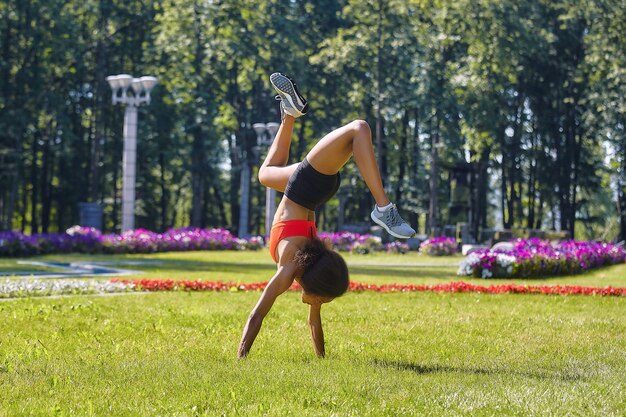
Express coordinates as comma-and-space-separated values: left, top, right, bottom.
1, 251, 625, 415
1, 290, 625, 416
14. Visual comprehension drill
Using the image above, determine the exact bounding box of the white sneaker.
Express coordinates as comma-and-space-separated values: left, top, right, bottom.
276, 96, 303, 120
270, 72, 308, 117
370, 204, 416, 239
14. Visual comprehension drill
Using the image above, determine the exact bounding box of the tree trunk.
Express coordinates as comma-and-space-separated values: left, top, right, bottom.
20, 166, 27, 232
375, 0, 385, 181
617, 140, 626, 240
568, 100, 581, 239
189, 0, 209, 227
30, 134, 39, 234
526, 129, 537, 229
473, 147, 490, 240
409, 107, 420, 232
500, 154, 508, 229
535, 193, 544, 230
190, 127, 206, 227
394, 111, 409, 205
619, 177, 626, 242
428, 117, 439, 234
296, 114, 307, 161
40, 128, 52, 233
1, 12, 15, 230
159, 152, 168, 231
6, 161, 19, 231
212, 182, 227, 226
229, 132, 242, 234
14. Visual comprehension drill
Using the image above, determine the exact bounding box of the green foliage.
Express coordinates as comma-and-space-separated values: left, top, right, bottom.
0, 0, 624, 239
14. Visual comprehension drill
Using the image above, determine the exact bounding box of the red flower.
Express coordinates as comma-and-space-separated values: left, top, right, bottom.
110, 278, 626, 297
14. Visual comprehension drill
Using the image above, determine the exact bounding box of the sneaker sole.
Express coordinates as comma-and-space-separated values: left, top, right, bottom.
270, 73, 308, 116
370, 212, 416, 239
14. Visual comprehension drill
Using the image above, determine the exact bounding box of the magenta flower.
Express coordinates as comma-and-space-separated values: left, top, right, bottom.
420, 237, 458, 256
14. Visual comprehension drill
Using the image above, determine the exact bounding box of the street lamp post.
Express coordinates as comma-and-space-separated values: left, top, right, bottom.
105, 74, 158, 232
238, 151, 252, 238
253, 122, 280, 236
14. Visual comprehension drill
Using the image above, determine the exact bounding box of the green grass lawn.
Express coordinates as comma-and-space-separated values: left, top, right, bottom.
1, 251, 626, 416
5, 250, 624, 287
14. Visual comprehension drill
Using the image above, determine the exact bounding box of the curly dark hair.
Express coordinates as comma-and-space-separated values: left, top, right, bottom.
293, 237, 349, 297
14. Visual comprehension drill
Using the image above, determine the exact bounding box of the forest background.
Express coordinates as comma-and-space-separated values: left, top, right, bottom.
0, 0, 624, 242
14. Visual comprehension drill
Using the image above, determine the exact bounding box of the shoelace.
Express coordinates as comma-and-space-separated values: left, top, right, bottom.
384, 205, 404, 227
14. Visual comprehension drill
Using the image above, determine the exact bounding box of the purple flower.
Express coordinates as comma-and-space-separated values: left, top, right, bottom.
0, 226, 265, 257
420, 237, 458, 256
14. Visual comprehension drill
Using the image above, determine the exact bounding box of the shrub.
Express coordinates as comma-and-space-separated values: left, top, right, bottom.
0, 227, 263, 257
457, 238, 626, 279
419, 237, 458, 256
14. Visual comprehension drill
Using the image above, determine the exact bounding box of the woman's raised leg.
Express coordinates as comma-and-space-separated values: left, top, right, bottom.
306, 120, 389, 207
258, 115, 300, 193
306, 119, 416, 238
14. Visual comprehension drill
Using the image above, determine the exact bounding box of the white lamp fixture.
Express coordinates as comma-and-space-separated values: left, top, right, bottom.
106, 73, 158, 106
266, 122, 280, 138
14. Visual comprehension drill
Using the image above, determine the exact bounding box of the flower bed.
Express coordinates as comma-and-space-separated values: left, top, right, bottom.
317, 232, 384, 254
419, 237, 458, 256
2, 277, 625, 299
0, 279, 134, 298
0, 226, 263, 257
317, 232, 412, 254
109, 278, 626, 297
458, 238, 626, 279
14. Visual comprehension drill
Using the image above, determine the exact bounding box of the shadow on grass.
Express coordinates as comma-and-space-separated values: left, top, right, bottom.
95, 256, 458, 279
372, 359, 583, 382
134, 260, 277, 274
349, 266, 457, 279
141, 261, 457, 279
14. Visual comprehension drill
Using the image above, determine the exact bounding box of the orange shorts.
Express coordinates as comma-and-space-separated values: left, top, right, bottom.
269, 220, 317, 263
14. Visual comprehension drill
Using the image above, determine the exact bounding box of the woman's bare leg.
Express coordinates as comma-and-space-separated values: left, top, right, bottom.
305, 120, 390, 207
258, 115, 300, 192
307, 119, 415, 238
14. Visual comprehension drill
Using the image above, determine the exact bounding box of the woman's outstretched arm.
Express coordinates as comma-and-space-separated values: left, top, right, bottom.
307, 304, 325, 358
237, 264, 296, 358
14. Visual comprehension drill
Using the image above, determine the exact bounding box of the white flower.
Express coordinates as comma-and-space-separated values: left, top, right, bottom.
496, 253, 516, 268
457, 253, 482, 276
0, 279, 134, 298
481, 269, 493, 278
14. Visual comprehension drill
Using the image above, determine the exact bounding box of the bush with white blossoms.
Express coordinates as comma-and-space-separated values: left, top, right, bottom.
317, 232, 386, 254
349, 236, 384, 255
458, 252, 517, 278
385, 241, 410, 254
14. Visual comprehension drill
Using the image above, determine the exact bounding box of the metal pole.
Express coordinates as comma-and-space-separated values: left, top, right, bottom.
265, 188, 276, 236
262, 123, 279, 237
121, 105, 138, 232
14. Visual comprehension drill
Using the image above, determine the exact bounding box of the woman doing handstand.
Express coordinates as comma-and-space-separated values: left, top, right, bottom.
237, 73, 415, 358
